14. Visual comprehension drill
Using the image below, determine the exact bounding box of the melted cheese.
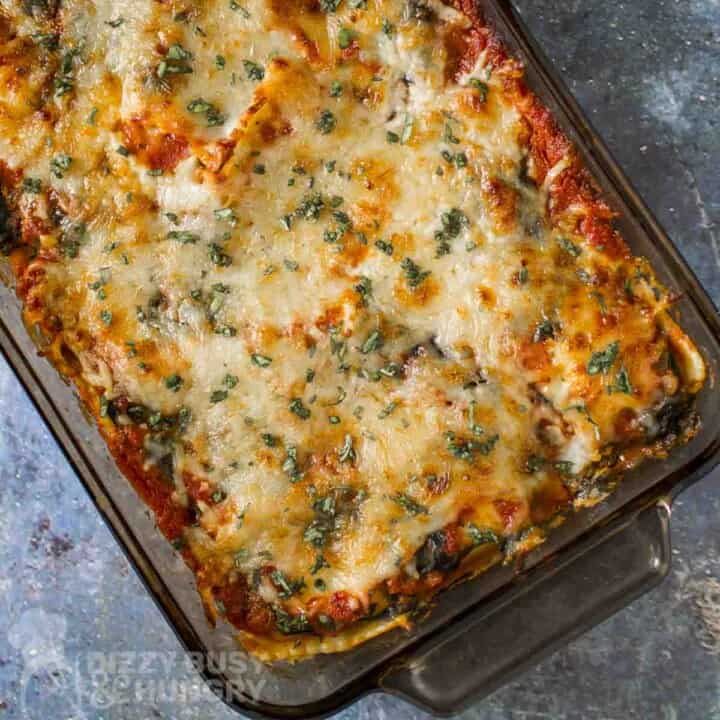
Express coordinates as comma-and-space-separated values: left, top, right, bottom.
0, 0, 705, 658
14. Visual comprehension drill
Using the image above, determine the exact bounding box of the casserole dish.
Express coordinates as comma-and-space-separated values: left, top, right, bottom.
1, 0, 718, 716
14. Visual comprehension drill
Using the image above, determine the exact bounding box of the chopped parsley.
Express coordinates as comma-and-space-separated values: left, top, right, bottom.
587, 341, 620, 375
467, 524, 499, 546
186, 98, 225, 127
382, 18, 395, 35
378, 402, 397, 419
251, 353, 273, 367
434, 208, 469, 256
229, 0, 250, 16
361, 329, 383, 354
54, 47, 81, 97
319, 0, 341, 11
610, 366, 633, 394
164, 374, 184, 392
375, 239, 393, 256
282, 445, 303, 481
243, 59, 265, 81
468, 78, 489, 103
401, 257, 431, 288
289, 398, 311, 419
167, 230, 199, 244
22, 177, 42, 194
100, 310, 113, 326
273, 607, 310, 635
315, 109, 337, 135
262, 433, 277, 447
157, 43, 193, 79
270, 569, 305, 599
392, 493, 429, 516
338, 27, 356, 50
50, 154, 73, 179
400, 115, 414, 144
526, 455, 546, 473
330, 80, 343, 97
446, 431, 499, 461
355, 276, 372, 304
558, 237, 582, 258
208, 243, 232, 266
554, 461, 575, 477
223, 374, 238, 388
294, 192, 325, 222
214, 207, 237, 225
533, 319, 555, 343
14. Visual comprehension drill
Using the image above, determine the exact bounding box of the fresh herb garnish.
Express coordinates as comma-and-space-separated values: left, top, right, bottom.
165, 374, 184, 392
468, 78, 489, 102
50, 154, 72, 178
374, 239, 394, 256
243, 59, 265, 81
338, 27, 356, 49
610, 366, 633, 394
558, 237, 582, 258
22, 177, 42, 194
315, 109, 337, 135
434, 208, 469, 256
289, 398, 311, 419
378, 402, 397, 419
186, 98, 225, 127
157, 42, 193, 79
229, 0, 250, 16
167, 230, 199, 244
401, 257, 431, 288
392, 493, 429, 516
214, 207, 237, 225
533, 319, 555, 343
587, 341, 619, 375
251, 353, 273, 367
208, 243, 232, 266
446, 431, 499, 461
282, 445, 303, 481
361, 329, 383, 354
319, 0, 341, 11
467, 524, 499, 546
210, 389, 228, 403
273, 606, 310, 635
271, 569, 305, 599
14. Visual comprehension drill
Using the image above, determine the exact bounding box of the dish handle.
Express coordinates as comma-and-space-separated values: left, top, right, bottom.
379, 501, 671, 716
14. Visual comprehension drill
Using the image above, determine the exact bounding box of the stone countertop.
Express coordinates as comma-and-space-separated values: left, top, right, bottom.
1, 1, 719, 718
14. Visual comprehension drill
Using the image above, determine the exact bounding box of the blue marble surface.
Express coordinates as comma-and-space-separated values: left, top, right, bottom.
1, 1, 719, 718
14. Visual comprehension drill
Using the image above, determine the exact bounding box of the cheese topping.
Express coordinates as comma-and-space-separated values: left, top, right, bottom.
0, 0, 705, 657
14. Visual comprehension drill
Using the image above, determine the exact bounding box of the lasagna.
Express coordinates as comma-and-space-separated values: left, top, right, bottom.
0, 0, 706, 660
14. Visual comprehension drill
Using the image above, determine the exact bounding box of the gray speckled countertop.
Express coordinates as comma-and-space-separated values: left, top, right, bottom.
1, 1, 719, 718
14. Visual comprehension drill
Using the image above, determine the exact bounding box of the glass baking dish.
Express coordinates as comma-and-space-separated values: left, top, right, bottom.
1, 0, 719, 716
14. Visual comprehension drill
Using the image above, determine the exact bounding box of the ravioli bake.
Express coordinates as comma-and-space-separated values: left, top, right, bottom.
0, 0, 707, 659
